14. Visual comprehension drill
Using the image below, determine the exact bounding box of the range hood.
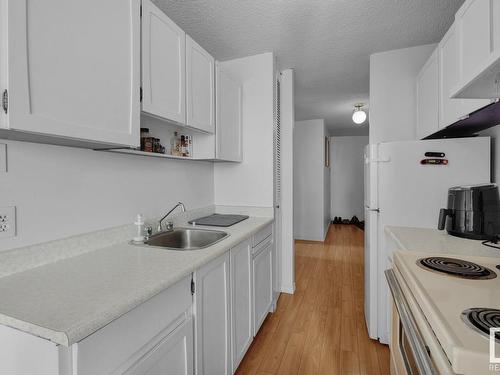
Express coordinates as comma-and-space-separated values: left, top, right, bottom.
425, 100, 500, 139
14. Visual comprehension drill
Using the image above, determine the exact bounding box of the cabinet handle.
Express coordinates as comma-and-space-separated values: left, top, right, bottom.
2, 89, 7, 114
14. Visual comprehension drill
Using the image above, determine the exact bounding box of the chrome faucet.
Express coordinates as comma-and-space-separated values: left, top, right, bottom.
158, 202, 186, 232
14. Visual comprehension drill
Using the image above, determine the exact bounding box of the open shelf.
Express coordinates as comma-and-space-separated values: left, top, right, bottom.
98, 148, 208, 161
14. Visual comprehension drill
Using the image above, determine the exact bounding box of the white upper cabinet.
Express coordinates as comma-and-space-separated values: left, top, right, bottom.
216, 63, 243, 162
141, 0, 186, 124
439, 22, 489, 128
416, 48, 439, 139
452, 0, 500, 98
1, 0, 140, 147
186, 36, 215, 133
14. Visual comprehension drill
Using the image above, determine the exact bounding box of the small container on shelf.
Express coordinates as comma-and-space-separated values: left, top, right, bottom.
140, 128, 150, 151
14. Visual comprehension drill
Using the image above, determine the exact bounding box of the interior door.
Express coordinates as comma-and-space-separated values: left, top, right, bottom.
273, 76, 282, 303
5, 0, 140, 146
142, 0, 186, 124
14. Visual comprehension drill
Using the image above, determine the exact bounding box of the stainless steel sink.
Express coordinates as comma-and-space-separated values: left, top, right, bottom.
140, 228, 229, 250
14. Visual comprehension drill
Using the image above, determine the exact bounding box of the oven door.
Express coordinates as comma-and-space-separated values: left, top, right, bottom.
385, 269, 436, 375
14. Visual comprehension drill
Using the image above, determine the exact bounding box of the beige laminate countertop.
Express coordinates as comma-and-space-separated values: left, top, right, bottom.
385, 225, 500, 258
0, 216, 273, 346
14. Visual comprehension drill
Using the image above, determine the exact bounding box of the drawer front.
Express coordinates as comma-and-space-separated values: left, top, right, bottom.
75, 276, 192, 375
252, 224, 273, 249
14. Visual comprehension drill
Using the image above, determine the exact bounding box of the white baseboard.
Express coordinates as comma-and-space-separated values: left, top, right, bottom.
281, 282, 296, 295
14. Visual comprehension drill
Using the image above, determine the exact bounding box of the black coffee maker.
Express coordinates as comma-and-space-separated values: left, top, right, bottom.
438, 184, 500, 240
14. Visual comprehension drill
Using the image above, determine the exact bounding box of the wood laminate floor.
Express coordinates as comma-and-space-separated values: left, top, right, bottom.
236, 224, 390, 375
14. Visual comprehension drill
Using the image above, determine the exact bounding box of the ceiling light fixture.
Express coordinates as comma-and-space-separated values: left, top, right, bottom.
352, 103, 367, 125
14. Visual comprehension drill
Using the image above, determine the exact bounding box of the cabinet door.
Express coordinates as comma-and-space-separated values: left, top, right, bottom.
439, 22, 489, 128
416, 48, 439, 139
124, 317, 194, 375
456, 0, 493, 84
186, 36, 215, 133
216, 63, 243, 162
142, 0, 186, 124
252, 243, 273, 336
4, 0, 140, 146
194, 253, 231, 375
230, 239, 253, 372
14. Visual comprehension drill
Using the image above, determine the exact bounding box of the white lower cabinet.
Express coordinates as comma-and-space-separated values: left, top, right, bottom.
123, 317, 194, 375
74, 276, 193, 375
194, 252, 232, 375
0, 226, 275, 375
230, 239, 253, 372
193, 229, 274, 375
252, 241, 273, 335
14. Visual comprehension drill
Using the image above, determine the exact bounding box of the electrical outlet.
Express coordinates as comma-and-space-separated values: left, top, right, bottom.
0, 206, 16, 238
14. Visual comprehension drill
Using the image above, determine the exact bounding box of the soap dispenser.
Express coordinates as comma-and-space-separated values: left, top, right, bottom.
133, 214, 145, 243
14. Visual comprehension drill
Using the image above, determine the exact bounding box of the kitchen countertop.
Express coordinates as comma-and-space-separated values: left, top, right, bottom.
385, 225, 500, 258
0, 215, 273, 346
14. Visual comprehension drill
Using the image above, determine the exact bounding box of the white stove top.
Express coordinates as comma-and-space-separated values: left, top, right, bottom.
395, 250, 500, 374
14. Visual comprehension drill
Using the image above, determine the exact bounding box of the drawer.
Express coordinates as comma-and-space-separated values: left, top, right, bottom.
252, 223, 273, 248
74, 276, 192, 375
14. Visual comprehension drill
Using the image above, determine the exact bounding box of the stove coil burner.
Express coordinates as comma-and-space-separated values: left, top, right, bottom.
417, 257, 497, 280
461, 308, 500, 342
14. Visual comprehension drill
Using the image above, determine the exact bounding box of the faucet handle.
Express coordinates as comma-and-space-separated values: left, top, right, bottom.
165, 221, 174, 231
145, 226, 153, 239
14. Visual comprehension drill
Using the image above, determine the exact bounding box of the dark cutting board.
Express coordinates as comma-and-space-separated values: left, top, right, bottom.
188, 214, 249, 227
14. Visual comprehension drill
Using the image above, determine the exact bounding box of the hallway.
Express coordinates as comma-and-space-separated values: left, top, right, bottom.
236, 225, 390, 375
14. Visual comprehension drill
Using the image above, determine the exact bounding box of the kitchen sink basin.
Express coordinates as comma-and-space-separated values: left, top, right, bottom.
140, 228, 229, 250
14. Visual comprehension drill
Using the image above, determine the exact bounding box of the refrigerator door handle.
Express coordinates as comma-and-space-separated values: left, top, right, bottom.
367, 208, 380, 212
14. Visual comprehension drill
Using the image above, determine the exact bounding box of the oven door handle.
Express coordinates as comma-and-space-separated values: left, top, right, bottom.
385, 269, 435, 375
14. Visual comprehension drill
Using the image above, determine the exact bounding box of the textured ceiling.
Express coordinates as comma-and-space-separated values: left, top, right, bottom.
153, 0, 464, 135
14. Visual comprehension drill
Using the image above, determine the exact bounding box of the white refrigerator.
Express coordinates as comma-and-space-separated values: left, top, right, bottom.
364, 137, 491, 344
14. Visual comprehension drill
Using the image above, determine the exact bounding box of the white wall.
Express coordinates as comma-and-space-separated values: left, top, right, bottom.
480, 126, 500, 183
214, 52, 274, 208
294, 119, 329, 241
0, 140, 214, 250
330, 136, 368, 221
369, 44, 436, 144
278, 69, 295, 294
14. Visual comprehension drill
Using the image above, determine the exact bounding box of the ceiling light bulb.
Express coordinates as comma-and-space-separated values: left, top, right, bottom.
352, 104, 367, 125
